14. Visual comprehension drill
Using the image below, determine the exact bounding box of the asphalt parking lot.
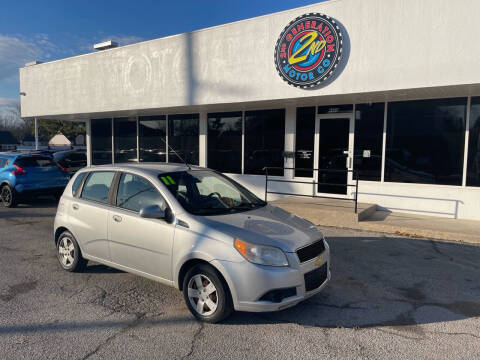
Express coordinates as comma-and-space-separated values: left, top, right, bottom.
0, 199, 479, 360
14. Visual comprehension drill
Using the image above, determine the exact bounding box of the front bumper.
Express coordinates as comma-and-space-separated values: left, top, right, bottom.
213, 241, 331, 312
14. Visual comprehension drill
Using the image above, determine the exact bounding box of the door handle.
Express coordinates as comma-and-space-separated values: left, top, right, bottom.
72, 204, 79, 210
113, 215, 122, 223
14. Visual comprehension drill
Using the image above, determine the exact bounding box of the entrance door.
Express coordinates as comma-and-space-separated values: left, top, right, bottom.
314, 115, 354, 196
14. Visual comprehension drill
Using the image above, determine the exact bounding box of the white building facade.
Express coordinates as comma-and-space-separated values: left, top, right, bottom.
19, 0, 480, 220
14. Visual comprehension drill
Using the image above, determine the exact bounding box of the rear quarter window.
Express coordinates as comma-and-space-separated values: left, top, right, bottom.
72, 172, 88, 197
15, 156, 55, 168
80, 171, 115, 204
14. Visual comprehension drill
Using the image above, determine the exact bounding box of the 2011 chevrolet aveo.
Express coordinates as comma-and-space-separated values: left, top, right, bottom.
54, 164, 330, 322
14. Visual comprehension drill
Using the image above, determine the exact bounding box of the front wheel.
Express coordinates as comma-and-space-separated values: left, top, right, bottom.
56, 231, 87, 272
1, 185, 18, 208
183, 264, 233, 323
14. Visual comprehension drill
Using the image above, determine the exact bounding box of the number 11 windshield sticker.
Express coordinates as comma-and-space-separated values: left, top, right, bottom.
275, 13, 344, 88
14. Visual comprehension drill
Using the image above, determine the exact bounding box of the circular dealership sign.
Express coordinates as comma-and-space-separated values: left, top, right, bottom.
275, 13, 344, 88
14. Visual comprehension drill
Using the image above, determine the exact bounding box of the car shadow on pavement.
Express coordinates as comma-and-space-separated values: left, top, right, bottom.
84, 264, 125, 274
15, 197, 59, 209
225, 236, 480, 329
1, 235, 479, 336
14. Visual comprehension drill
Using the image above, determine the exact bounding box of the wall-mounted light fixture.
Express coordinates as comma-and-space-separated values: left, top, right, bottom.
20, 92, 26, 96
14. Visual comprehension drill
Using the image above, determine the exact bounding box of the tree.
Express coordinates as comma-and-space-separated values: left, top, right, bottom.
34, 119, 85, 141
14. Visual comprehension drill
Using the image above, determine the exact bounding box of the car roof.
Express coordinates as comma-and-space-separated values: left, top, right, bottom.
0, 151, 55, 159
83, 163, 207, 177
0, 153, 17, 159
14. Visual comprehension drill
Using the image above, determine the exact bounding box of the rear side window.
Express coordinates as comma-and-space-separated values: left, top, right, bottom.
72, 172, 88, 197
81, 171, 115, 204
70, 152, 86, 161
15, 156, 55, 168
0, 158, 8, 168
117, 173, 165, 212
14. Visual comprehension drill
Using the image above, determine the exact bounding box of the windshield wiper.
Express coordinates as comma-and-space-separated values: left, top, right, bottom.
233, 202, 265, 210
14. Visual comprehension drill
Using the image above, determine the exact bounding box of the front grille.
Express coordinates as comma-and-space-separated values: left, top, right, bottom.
296, 240, 325, 263
304, 263, 328, 292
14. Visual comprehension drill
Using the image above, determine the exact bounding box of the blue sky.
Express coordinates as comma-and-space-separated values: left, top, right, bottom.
0, 0, 321, 113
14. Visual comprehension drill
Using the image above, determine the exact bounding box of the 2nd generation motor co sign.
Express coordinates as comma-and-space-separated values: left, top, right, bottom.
275, 13, 344, 88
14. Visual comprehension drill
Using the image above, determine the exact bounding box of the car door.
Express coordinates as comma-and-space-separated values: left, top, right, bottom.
108, 172, 175, 282
69, 171, 115, 261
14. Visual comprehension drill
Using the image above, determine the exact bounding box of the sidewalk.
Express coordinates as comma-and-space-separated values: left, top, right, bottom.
271, 197, 480, 244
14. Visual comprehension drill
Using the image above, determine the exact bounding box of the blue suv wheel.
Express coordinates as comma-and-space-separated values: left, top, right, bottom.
1, 184, 17, 208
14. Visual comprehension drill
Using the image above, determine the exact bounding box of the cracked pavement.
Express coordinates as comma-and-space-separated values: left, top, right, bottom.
0, 199, 479, 359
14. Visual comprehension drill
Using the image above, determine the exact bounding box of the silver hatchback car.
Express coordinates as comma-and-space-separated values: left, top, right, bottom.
54, 164, 330, 322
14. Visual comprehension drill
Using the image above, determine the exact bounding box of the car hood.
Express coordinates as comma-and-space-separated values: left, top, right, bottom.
195, 204, 323, 252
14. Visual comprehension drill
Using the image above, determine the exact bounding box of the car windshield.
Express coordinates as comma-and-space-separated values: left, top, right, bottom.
159, 170, 266, 216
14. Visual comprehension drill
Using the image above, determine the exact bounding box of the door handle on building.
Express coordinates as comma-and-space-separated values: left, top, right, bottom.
113, 215, 122, 223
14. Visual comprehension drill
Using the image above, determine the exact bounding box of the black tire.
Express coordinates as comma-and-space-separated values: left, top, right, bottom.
56, 231, 87, 272
183, 264, 233, 323
1, 184, 18, 208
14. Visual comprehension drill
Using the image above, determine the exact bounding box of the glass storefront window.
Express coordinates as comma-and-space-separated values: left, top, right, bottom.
467, 97, 480, 186
295, 107, 315, 177
244, 109, 285, 176
114, 117, 137, 163
139, 115, 166, 162
385, 98, 466, 185
354, 103, 385, 181
91, 118, 112, 165
168, 114, 199, 165
207, 112, 242, 174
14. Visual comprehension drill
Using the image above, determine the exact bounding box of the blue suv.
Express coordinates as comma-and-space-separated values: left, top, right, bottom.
0, 152, 70, 207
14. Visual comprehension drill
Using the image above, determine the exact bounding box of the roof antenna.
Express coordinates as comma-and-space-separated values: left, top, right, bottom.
159, 137, 191, 170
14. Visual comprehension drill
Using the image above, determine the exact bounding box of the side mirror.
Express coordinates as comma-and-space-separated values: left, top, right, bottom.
140, 204, 165, 220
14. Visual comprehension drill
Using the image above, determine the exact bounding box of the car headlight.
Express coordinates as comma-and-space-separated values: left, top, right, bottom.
234, 238, 289, 267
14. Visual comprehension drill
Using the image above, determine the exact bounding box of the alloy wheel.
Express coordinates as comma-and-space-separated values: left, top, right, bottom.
187, 274, 218, 316
58, 237, 75, 267
1, 186, 11, 206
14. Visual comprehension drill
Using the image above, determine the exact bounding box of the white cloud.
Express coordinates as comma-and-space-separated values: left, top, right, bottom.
0, 98, 19, 107
0, 34, 42, 82
0, 97, 20, 123
0, 32, 144, 100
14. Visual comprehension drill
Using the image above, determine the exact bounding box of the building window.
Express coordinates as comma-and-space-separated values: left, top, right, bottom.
385, 98, 466, 185
467, 97, 480, 186
114, 117, 137, 163
295, 107, 315, 177
91, 118, 112, 165
168, 114, 199, 165
139, 115, 166, 162
354, 103, 385, 181
244, 109, 285, 176
207, 112, 242, 174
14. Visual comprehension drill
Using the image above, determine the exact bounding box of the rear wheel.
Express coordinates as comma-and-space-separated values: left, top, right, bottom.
56, 231, 87, 272
1, 185, 17, 208
183, 264, 233, 323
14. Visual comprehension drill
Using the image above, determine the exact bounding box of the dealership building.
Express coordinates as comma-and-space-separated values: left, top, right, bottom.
20, 0, 480, 220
